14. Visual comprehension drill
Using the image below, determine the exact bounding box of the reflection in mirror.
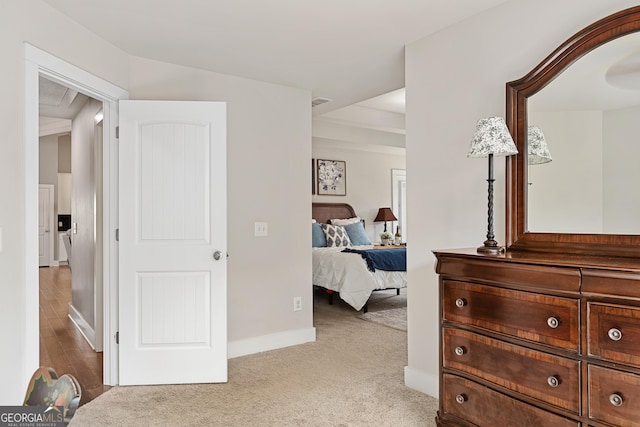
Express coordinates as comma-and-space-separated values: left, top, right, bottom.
527, 32, 640, 235
527, 126, 552, 165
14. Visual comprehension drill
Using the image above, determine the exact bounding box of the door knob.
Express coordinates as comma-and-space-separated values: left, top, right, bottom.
213, 251, 223, 261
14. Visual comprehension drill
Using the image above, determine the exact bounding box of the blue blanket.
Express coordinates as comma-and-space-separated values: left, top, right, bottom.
342, 248, 406, 272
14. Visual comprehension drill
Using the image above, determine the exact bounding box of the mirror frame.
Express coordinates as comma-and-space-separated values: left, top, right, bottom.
506, 6, 640, 257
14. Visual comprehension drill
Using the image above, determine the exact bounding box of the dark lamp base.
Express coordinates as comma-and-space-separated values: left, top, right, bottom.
477, 245, 505, 255
477, 239, 505, 255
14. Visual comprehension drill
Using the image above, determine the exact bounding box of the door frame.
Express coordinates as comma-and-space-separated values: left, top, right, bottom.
24, 44, 128, 386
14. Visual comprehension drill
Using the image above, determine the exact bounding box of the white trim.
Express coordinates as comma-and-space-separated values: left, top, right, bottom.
313, 137, 406, 156
24, 50, 40, 386
68, 304, 96, 350
404, 366, 438, 398
24, 43, 128, 387
392, 169, 407, 241
228, 328, 317, 359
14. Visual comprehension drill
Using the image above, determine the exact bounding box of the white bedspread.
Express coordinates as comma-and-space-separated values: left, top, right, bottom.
312, 246, 406, 311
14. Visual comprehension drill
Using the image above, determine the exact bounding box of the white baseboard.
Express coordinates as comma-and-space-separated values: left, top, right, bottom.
404, 366, 439, 398
68, 303, 96, 350
228, 327, 316, 359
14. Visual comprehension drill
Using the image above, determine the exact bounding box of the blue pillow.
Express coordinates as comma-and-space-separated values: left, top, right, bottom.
344, 221, 372, 246
312, 223, 327, 247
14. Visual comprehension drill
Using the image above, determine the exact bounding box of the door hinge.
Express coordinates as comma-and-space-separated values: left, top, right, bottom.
115, 228, 119, 241
115, 126, 119, 139
115, 331, 119, 344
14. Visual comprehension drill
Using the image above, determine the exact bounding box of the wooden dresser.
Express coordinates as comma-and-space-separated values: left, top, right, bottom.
434, 249, 640, 427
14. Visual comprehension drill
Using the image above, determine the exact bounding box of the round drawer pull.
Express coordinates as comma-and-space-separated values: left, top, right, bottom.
547, 317, 559, 329
455, 394, 467, 404
608, 328, 623, 341
547, 375, 559, 388
609, 393, 624, 407
455, 298, 466, 308
454, 346, 466, 356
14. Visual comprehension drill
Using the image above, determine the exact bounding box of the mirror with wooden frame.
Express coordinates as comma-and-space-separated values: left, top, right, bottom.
506, 6, 640, 257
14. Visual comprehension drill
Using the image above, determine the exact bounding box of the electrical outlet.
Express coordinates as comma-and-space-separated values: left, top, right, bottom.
293, 296, 302, 312
254, 222, 268, 237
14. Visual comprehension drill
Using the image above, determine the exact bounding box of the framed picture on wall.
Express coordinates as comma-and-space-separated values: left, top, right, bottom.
317, 159, 346, 196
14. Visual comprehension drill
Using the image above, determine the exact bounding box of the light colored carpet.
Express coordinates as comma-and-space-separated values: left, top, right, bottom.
70, 289, 437, 426
361, 307, 407, 331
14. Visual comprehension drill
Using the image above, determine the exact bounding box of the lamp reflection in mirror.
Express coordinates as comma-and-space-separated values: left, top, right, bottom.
528, 125, 552, 165
468, 117, 518, 254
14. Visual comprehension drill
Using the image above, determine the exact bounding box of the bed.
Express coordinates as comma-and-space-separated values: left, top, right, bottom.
312, 202, 407, 311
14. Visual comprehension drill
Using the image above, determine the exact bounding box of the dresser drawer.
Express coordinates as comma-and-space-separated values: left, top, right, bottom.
443, 280, 580, 351
444, 328, 580, 413
588, 365, 640, 426
588, 303, 640, 367
442, 374, 579, 427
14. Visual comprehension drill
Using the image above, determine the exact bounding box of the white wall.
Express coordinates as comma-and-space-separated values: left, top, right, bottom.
127, 57, 313, 354
527, 107, 640, 234
58, 134, 71, 173
1, 1, 312, 403
70, 98, 102, 342
528, 111, 603, 233
38, 135, 58, 187
312, 142, 405, 241
404, 0, 640, 397
603, 105, 640, 234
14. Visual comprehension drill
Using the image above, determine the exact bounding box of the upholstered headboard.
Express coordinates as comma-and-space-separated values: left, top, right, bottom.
312, 202, 357, 224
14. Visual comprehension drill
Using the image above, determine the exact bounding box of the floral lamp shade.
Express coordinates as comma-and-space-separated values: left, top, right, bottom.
528, 125, 552, 165
468, 117, 518, 158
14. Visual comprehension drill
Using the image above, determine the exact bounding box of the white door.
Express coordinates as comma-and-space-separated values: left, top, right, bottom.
118, 100, 227, 385
38, 185, 54, 267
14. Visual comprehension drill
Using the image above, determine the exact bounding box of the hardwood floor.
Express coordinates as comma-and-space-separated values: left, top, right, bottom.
39, 266, 110, 405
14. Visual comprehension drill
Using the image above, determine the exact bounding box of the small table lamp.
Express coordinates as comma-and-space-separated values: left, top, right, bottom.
468, 117, 518, 254
374, 207, 397, 233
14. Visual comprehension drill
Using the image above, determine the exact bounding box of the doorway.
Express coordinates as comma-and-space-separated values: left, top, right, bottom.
25, 43, 127, 387
38, 76, 106, 401
26, 44, 229, 390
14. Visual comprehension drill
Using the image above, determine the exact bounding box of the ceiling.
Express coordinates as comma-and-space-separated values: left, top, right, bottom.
311, 87, 406, 153
43, 0, 510, 115
39, 76, 89, 119
356, 88, 405, 114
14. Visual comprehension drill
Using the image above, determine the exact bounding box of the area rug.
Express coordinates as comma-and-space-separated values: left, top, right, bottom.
360, 307, 407, 331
